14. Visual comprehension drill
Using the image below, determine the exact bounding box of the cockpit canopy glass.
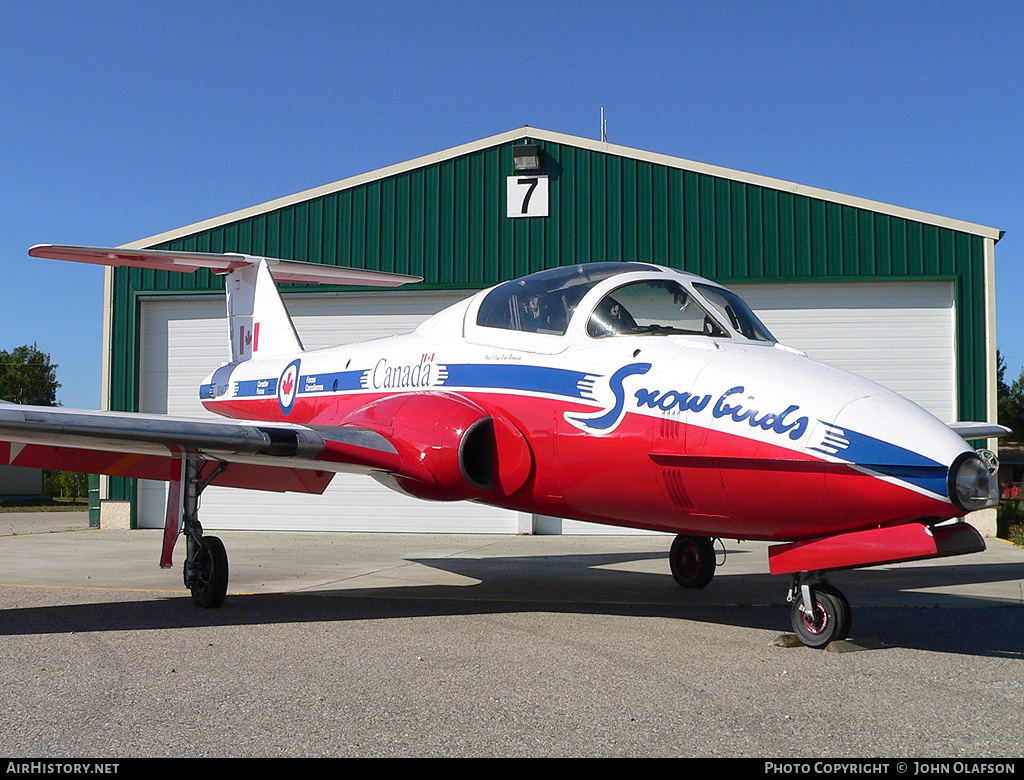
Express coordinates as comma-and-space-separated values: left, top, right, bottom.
693, 283, 776, 343
476, 263, 659, 336
587, 280, 728, 338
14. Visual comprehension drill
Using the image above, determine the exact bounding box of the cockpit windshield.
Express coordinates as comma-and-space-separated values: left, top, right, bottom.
693, 283, 776, 343
587, 280, 727, 338
476, 263, 659, 336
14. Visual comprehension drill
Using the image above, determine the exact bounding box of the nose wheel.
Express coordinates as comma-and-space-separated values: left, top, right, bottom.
789, 577, 852, 648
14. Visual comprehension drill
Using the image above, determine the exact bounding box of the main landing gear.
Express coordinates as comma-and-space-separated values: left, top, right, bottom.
669, 534, 717, 589
175, 458, 229, 608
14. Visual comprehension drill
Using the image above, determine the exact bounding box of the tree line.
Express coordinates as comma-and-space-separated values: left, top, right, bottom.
0, 344, 87, 501
998, 352, 1024, 441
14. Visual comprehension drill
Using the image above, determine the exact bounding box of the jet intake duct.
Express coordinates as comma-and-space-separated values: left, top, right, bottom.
457, 417, 496, 491
343, 392, 531, 500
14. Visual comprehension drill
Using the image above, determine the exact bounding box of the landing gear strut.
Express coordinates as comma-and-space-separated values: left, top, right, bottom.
788, 573, 851, 648
178, 458, 229, 608
669, 534, 717, 589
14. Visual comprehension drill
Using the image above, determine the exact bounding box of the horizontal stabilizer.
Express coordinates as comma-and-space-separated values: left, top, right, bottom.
946, 421, 1012, 439
28, 244, 422, 288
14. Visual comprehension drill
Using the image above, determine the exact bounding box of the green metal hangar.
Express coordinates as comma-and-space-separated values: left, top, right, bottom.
99, 126, 1003, 535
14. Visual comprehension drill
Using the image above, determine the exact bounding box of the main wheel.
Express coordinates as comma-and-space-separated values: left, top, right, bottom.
669, 535, 716, 589
790, 583, 851, 648
187, 535, 229, 608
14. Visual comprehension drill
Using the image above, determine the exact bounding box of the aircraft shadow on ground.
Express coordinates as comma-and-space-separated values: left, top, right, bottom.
1, 548, 1021, 658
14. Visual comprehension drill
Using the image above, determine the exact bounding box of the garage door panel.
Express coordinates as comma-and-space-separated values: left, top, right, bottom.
732, 281, 956, 423
198, 478, 520, 533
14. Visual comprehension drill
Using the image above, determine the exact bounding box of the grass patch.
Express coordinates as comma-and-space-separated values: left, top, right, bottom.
0, 497, 90, 513
997, 500, 1024, 547
1007, 522, 1024, 547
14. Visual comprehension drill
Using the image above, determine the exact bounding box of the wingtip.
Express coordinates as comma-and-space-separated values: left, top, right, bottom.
947, 421, 1013, 439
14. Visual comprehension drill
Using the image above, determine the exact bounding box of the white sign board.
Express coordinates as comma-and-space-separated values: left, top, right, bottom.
507, 175, 549, 218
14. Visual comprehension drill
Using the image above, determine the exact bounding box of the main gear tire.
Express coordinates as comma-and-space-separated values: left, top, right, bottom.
187, 535, 229, 609
669, 534, 716, 589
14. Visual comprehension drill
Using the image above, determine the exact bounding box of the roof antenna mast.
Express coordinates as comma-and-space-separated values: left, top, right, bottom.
601, 107, 607, 142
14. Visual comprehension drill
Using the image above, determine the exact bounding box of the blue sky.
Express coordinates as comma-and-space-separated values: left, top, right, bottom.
2, 1, 1022, 411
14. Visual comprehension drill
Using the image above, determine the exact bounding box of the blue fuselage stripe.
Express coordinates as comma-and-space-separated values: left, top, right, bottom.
439, 364, 594, 399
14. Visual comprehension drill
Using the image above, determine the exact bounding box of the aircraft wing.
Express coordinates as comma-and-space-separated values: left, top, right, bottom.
0, 390, 533, 571
0, 401, 406, 495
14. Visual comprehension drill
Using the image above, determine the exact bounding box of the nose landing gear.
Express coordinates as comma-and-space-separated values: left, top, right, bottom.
788, 575, 852, 649
667, 533, 854, 649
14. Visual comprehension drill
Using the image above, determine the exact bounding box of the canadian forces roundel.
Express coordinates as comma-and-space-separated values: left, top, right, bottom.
277, 359, 301, 416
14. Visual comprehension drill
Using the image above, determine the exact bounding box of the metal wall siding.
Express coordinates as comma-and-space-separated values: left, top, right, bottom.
109, 135, 991, 433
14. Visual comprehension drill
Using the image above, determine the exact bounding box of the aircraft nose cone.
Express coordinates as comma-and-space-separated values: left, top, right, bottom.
948, 451, 1000, 512
800, 361, 1000, 514
819, 392, 980, 514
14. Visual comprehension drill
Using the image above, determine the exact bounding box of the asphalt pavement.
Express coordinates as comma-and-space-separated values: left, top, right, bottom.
1, 511, 1022, 758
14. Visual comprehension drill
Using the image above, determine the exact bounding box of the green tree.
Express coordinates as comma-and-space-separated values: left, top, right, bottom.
0, 344, 60, 406
43, 470, 88, 501
0, 344, 80, 503
997, 351, 1024, 441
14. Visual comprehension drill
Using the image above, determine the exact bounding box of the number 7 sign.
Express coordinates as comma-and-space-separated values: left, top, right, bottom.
507, 175, 549, 218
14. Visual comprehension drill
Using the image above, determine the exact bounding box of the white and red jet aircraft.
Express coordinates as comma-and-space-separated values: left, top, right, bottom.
0, 245, 1006, 647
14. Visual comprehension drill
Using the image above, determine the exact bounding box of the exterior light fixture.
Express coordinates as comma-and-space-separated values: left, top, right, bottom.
513, 143, 543, 173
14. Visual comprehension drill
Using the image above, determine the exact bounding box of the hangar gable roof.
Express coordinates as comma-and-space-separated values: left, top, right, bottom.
121, 126, 1001, 250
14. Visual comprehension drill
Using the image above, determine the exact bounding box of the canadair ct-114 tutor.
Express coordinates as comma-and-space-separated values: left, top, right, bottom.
0, 245, 1007, 647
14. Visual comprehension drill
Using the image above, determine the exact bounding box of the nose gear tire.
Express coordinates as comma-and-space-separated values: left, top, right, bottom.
791, 583, 851, 648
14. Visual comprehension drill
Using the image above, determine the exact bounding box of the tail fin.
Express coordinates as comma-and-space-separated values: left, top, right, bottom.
28, 244, 422, 363
226, 258, 303, 361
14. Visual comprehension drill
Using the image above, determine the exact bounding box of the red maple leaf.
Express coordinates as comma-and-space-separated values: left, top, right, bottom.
282, 374, 294, 395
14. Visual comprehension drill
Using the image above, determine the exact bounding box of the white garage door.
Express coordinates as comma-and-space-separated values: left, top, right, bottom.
137, 291, 524, 533
730, 280, 957, 422
138, 280, 957, 534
